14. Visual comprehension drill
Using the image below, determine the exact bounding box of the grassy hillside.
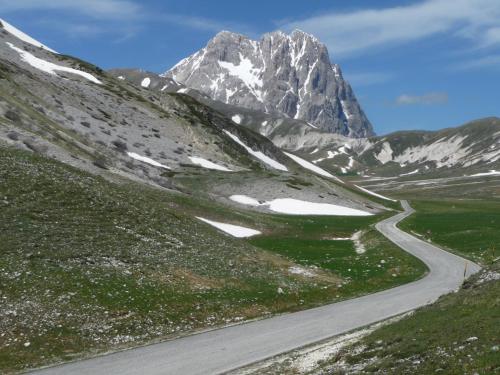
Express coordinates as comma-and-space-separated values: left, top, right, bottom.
250, 229, 426, 299
0, 147, 425, 373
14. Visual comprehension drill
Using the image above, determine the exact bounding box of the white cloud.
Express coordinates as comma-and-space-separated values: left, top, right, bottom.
396, 92, 448, 106
482, 27, 500, 47
0, 0, 142, 20
452, 54, 500, 70
160, 14, 229, 33
1, 0, 251, 36
282, 0, 500, 58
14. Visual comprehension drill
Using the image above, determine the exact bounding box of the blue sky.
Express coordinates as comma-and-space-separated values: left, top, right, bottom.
2, 0, 500, 135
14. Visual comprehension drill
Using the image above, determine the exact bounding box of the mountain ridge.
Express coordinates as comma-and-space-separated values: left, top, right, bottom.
163, 29, 374, 138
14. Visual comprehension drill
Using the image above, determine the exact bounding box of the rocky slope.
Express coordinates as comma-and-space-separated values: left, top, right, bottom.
296, 118, 500, 178
108, 69, 500, 180
0, 19, 384, 214
163, 30, 374, 138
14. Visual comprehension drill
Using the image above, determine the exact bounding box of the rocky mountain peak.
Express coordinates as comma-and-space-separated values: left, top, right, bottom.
164, 30, 374, 138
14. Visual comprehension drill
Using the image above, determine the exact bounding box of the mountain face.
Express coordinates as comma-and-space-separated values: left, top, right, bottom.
164, 30, 374, 138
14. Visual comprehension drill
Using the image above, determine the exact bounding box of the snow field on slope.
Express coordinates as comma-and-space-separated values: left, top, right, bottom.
470, 170, 500, 177
1, 18, 57, 53
230, 195, 372, 216
196, 217, 261, 238
354, 185, 396, 202
231, 114, 242, 124
188, 156, 232, 171
141, 77, 151, 88
284, 152, 342, 182
223, 130, 288, 171
127, 152, 170, 169
6, 42, 101, 84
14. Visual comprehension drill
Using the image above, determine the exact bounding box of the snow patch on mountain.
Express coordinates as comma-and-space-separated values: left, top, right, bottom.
223, 130, 288, 171
164, 30, 374, 137
1, 18, 57, 53
355, 185, 396, 202
219, 54, 263, 102
399, 169, 419, 177
470, 170, 500, 177
375, 142, 393, 164
189, 156, 232, 171
141, 77, 151, 88
197, 217, 261, 238
6, 42, 102, 84
229, 195, 372, 216
127, 152, 170, 169
394, 135, 468, 168
284, 152, 342, 181
232, 114, 242, 124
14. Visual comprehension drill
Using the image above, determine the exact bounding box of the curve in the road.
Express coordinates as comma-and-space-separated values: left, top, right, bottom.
33, 201, 481, 375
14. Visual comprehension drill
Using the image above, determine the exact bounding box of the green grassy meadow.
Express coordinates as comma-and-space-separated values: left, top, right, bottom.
399, 199, 500, 264
0, 147, 426, 372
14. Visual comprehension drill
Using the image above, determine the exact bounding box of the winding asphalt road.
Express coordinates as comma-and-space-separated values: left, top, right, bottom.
34, 201, 481, 375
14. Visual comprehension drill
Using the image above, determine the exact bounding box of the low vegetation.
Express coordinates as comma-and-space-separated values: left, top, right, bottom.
399, 199, 500, 264
250, 228, 426, 300
0, 147, 425, 373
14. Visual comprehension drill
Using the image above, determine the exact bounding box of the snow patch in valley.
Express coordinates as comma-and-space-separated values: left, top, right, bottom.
189, 156, 232, 171
284, 152, 342, 182
229, 195, 372, 216
223, 130, 288, 171
117, 76, 125, 80
261, 120, 268, 126
470, 170, 500, 177
231, 114, 243, 124
355, 185, 396, 202
1, 18, 57, 53
141, 77, 151, 88
127, 152, 170, 169
196, 217, 261, 238
177, 88, 189, 94
7, 42, 102, 84
399, 168, 419, 177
